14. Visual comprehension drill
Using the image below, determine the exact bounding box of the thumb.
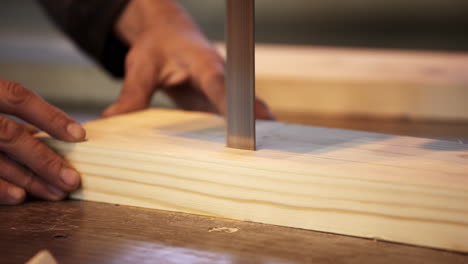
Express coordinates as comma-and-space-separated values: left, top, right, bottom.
102, 53, 160, 118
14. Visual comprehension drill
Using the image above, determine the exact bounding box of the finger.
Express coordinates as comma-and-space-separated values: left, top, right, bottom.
189, 58, 226, 114
189, 56, 275, 119
0, 153, 66, 201
165, 82, 218, 113
0, 79, 86, 142
0, 116, 80, 192
255, 98, 275, 120
0, 178, 25, 205
102, 51, 160, 117
21, 123, 39, 134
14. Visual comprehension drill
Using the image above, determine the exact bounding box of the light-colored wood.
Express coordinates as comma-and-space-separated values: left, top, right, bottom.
41, 109, 468, 253
4, 45, 468, 122
221, 44, 468, 121
26, 250, 58, 264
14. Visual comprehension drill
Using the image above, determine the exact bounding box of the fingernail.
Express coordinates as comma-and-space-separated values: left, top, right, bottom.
60, 168, 80, 188
67, 123, 86, 140
8, 186, 25, 202
47, 184, 66, 200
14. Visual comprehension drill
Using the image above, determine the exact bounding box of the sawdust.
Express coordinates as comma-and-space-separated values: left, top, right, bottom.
208, 227, 239, 233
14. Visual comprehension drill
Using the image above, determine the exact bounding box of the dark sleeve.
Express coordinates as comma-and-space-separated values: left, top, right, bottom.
37, 0, 130, 77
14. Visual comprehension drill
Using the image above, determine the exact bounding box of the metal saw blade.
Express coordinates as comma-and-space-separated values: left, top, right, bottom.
226, 0, 256, 150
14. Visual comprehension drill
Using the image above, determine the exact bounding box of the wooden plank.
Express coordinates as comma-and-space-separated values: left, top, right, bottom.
221, 44, 468, 121
41, 109, 468, 252
4, 45, 468, 122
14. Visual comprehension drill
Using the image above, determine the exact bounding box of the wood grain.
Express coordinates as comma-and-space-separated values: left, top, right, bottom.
41, 109, 468, 252
1, 201, 467, 264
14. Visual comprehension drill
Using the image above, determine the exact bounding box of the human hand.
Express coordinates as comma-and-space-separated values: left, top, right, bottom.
0, 78, 86, 205
102, 0, 273, 119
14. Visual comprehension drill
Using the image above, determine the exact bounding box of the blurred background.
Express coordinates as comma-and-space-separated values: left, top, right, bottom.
1, 0, 467, 138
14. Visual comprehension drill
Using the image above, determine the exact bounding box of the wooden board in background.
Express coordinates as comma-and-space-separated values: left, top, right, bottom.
229, 45, 468, 121
41, 109, 468, 252
3, 44, 468, 122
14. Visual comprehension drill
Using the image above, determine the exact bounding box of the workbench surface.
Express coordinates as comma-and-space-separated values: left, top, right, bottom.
1, 201, 467, 264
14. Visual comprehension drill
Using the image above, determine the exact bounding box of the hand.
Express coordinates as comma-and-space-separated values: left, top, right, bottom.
0, 78, 86, 205
102, 0, 273, 119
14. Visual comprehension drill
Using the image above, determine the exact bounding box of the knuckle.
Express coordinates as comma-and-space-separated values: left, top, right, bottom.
0, 116, 23, 144
198, 55, 222, 70
3, 81, 32, 105
21, 172, 35, 191
28, 139, 63, 174
204, 68, 225, 91
204, 66, 225, 83
208, 51, 224, 66
0, 155, 36, 192
201, 49, 224, 64
41, 154, 64, 176
48, 109, 68, 127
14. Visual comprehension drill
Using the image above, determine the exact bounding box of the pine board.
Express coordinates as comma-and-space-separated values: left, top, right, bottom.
4, 45, 468, 121
41, 109, 468, 252
232, 45, 468, 121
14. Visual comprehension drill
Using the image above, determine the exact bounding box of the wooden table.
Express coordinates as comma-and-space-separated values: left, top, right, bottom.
1, 117, 468, 264
1, 201, 468, 264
